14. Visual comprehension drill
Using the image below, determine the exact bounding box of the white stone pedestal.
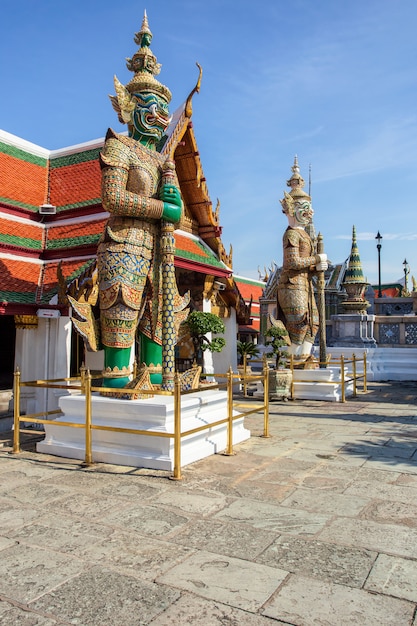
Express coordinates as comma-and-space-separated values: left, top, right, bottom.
36, 389, 250, 471
254, 366, 353, 402
292, 367, 353, 401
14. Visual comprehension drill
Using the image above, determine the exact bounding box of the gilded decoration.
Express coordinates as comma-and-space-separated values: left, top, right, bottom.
14, 314, 38, 330
67, 12, 189, 391
276, 157, 328, 361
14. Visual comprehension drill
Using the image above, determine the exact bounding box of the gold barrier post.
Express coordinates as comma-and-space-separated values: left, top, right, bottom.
171, 372, 182, 480
243, 354, 247, 397
262, 356, 270, 438
83, 369, 93, 466
352, 353, 357, 397
340, 355, 346, 403
363, 352, 367, 393
80, 364, 86, 394
290, 354, 294, 400
224, 367, 235, 455
12, 368, 21, 454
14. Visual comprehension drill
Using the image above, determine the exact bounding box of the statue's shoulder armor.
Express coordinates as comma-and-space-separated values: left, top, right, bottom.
99, 129, 133, 171
284, 228, 302, 248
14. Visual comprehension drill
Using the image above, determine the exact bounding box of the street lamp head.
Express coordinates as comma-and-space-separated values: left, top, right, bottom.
375, 231, 382, 244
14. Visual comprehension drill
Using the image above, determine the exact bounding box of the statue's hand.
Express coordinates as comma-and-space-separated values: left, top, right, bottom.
315, 253, 328, 272
162, 202, 182, 223
159, 184, 182, 208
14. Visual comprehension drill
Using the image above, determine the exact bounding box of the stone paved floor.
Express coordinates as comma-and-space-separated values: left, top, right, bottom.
0, 381, 416, 625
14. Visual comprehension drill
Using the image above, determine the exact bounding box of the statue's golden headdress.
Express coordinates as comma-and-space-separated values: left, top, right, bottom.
280, 156, 311, 215
110, 11, 172, 124
286, 155, 311, 202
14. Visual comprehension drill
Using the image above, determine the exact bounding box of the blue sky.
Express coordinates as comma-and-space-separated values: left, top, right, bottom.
1, 0, 417, 286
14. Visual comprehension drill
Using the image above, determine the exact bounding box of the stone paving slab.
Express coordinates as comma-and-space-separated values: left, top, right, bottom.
319, 517, 417, 559
344, 478, 417, 503
77, 533, 193, 581
147, 594, 283, 625
255, 536, 377, 587
365, 553, 417, 602
8, 513, 114, 553
0, 602, 61, 625
359, 498, 417, 527
173, 518, 277, 560
29, 567, 180, 626
262, 574, 415, 625
101, 502, 193, 537
214, 498, 331, 535
280, 487, 369, 517
0, 543, 84, 604
156, 550, 288, 612
0, 498, 45, 532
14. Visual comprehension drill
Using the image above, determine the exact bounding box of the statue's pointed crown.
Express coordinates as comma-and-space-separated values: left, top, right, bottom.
286, 155, 310, 201
124, 11, 172, 103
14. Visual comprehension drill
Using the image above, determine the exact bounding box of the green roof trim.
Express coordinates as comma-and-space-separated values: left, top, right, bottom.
50, 148, 101, 169
47, 234, 101, 250
55, 198, 102, 212
0, 141, 47, 167
0, 196, 41, 212
0, 291, 37, 304
0, 196, 102, 213
0, 233, 42, 250
234, 276, 265, 286
175, 244, 224, 269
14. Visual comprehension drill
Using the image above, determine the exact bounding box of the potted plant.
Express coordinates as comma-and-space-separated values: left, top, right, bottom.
264, 321, 292, 400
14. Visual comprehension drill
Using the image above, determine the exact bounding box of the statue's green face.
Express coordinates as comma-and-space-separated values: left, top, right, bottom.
294, 200, 313, 226
131, 92, 170, 141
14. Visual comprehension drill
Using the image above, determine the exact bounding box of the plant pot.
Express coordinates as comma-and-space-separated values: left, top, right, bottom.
268, 368, 292, 401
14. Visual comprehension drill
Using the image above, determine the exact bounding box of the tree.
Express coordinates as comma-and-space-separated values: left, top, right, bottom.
237, 341, 260, 365
182, 311, 226, 364
265, 324, 290, 369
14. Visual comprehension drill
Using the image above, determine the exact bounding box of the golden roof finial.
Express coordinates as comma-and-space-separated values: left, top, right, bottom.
185, 63, 203, 118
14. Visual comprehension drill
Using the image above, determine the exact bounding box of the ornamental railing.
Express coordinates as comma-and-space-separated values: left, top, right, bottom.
11, 365, 270, 481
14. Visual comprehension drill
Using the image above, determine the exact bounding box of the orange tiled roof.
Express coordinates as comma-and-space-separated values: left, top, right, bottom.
46, 219, 106, 250
0, 149, 47, 210
0, 217, 43, 250
50, 160, 101, 210
0, 256, 95, 305
174, 232, 225, 269
0, 258, 40, 303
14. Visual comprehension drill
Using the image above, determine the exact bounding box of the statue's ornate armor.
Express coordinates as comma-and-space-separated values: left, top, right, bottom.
277, 227, 318, 345
98, 129, 171, 349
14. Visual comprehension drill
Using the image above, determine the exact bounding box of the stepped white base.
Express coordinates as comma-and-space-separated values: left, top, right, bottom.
36, 389, 250, 471
254, 367, 353, 402
292, 367, 353, 401
318, 346, 417, 382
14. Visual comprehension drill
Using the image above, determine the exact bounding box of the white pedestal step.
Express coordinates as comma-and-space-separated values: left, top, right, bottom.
254, 367, 353, 402
292, 367, 353, 401
37, 389, 250, 471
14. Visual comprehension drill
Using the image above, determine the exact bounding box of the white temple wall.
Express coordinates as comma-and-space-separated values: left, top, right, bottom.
202, 297, 238, 376
14, 315, 72, 416
213, 308, 238, 375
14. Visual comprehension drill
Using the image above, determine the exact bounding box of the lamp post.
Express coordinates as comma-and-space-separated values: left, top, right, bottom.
375, 231, 382, 298
403, 258, 410, 296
